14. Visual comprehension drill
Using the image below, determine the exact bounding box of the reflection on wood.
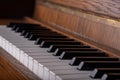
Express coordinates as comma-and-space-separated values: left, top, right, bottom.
49, 0, 120, 19
34, 4, 120, 52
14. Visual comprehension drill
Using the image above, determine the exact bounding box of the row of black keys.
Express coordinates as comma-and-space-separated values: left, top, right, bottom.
8, 22, 120, 80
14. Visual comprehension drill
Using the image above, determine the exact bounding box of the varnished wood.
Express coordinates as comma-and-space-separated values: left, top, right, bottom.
49, 0, 120, 20
0, 47, 40, 80
32, 2, 120, 57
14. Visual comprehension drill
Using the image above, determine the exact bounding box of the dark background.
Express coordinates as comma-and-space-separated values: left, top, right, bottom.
0, 0, 35, 19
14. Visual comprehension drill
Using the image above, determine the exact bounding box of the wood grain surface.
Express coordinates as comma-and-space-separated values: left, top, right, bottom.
49, 0, 120, 19
33, 4, 120, 52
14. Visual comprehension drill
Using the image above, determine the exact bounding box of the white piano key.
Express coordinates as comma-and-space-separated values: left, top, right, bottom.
23, 53, 29, 67
44, 67, 50, 80
8, 42, 13, 55
56, 76, 62, 80
20, 50, 25, 63
5, 39, 8, 51
3, 38, 6, 50
53, 70, 91, 75
5, 40, 9, 52
0, 36, 2, 46
42, 62, 71, 80
28, 56, 34, 71
41, 61, 70, 66
44, 65, 78, 80
50, 71, 56, 80
0, 37, 3, 48
19, 47, 48, 51
35, 58, 61, 63
50, 70, 91, 80
0, 26, 101, 80
26, 52, 51, 56
14, 44, 40, 47
13, 46, 18, 58
2, 38, 5, 49
46, 65, 77, 70
58, 73, 91, 80
0, 37, 3, 46
33, 60, 39, 75
38, 63, 44, 79
12, 45, 16, 57
2, 38, 6, 50
16, 47, 21, 60
30, 55, 58, 59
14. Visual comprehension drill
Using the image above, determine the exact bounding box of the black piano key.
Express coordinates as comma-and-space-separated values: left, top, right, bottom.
12, 25, 20, 30
7, 22, 19, 28
78, 61, 120, 70
12, 26, 38, 32
7, 22, 40, 28
29, 34, 67, 40
21, 30, 54, 36
59, 51, 107, 59
48, 45, 90, 52
11, 24, 41, 31
70, 57, 119, 66
15, 26, 49, 32
102, 73, 120, 80
40, 41, 81, 48
90, 68, 120, 78
54, 48, 98, 56
24, 31, 59, 38
35, 38, 74, 44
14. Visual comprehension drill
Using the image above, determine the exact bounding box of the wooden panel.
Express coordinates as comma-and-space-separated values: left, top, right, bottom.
56, 12, 70, 28
49, 0, 120, 19
33, 4, 120, 52
49, 9, 58, 24
76, 16, 120, 51
67, 15, 79, 32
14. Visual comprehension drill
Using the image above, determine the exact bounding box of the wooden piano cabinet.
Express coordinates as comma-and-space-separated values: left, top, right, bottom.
49, 0, 120, 19
30, 1, 120, 57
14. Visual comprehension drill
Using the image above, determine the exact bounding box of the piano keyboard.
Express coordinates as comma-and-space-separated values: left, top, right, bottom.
0, 22, 120, 80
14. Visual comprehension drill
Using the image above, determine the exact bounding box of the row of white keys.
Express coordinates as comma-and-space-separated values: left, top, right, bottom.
0, 26, 100, 80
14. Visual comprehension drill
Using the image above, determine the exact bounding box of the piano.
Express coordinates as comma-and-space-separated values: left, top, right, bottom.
0, 22, 120, 80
